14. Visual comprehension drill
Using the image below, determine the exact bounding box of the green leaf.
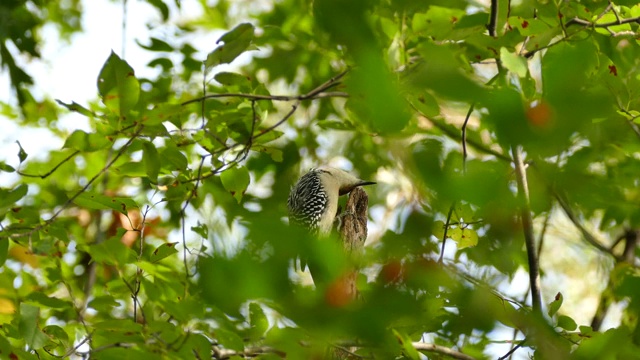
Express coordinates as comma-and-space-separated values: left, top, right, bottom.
412, 6, 466, 40
0, 161, 15, 172
18, 303, 48, 350
548, 292, 563, 317
215, 71, 253, 90
500, 47, 528, 78
149, 242, 178, 263
144, 103, 182, 125
205, 23, 255, 69
25, 292, 72, 309
137, 37, 173, 52
432, 220, 446, 239
142, 141, 160, 181
220, 166, 250, 203
82, 230, 136, 266
160, 146, 188, 171
97, 51, 140, 118
252, 145, 283, 162
253, 130, 284, 143
93, 319, 143, 332
557, 315, 577, 331
507, 16, 550, 36
114, 162, 147, 177
450, 227, 478, 249
405, 91, 440, 118
62, 130, 111, 152
42, 325, 69, 352
191, 222, 209, 238
0, 238, 8, 267
249, 302, 269, 339
88, 295, 120, 312
55, 100, 94, 117
0, 184, 28, 210
315, 120, 356, 131
215, 327, 245, 352
392, 329, 420, 360
73, 192, 138, 215
16, 141, 28, 163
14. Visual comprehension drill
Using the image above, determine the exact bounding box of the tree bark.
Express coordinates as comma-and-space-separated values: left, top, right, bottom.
331, 187, 369, 359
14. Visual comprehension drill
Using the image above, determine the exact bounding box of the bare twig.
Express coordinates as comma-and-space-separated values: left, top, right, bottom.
553, 193, 613, 257
511, 146, 541, 314
438, 204, 455, 264
211, 341, 476, 360
498, 339, 526, 360
5, 126, 144, 239
413, 342, 477, 360
487, 0, 499, 37
461, 103, 475, 171
17, 150, 80, 179
565, 15, 640, 28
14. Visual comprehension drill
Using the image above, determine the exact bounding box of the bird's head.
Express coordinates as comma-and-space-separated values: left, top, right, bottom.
316, 166, 376, 195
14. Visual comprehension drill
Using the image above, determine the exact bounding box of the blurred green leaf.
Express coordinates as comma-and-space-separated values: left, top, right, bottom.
220, 166, 250, 203
142, 140, 160, 181
18, 303, 47, 349
215, 327, 245, 352
97, 51, 140, 118
557, 315, 577, 331
249, 302, 269, 340
74, 192, 138, 214
0, 238, 8, 267
63, 130, 111, 152
206, 23, 256, 69
500, 47, 528, 77
548, 292, 563, 317
137, 37, 173, 52
24, 293, 72, 309
88, 295, 120, 312
0, 184, 28, 211
0, 161, 15, 172
149, 242, 178, 263
56, 100, 94, 117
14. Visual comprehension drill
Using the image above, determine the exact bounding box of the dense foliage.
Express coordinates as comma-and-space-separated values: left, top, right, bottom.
2, 0, 640, 359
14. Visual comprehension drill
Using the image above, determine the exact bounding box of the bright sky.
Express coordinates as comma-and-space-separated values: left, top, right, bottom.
0, 0, 213, 176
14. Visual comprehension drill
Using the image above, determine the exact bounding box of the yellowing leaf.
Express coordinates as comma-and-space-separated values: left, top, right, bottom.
500, 47, 528, 78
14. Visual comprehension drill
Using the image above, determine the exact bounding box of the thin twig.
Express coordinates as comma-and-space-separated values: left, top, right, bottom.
438, 204, 455, 264
498, 339, 526, 360
5, 126, 145, 239
412, 342, 477, 360
461, 103, 475, 172
17, 150, 80, 179
511, 146, 541, 314
565, 15, 640, 28
487, 0, 499, 37
553, 193, 614, 257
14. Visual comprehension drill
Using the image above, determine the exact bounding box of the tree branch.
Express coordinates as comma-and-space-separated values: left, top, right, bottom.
413, 342, 477, 360
5, 126, 145, 240
553, 192, 614, 257
511, 146, 541, 314
210, 341, 477, 360
17, 150, 80, 179
565, 16, 640, 29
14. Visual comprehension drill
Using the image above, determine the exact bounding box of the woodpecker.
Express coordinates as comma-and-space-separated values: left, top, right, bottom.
287, 166, 375, 286
287, 166, 376, 235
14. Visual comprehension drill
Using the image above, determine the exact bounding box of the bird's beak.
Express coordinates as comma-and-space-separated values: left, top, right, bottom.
339, 180, 376, 195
